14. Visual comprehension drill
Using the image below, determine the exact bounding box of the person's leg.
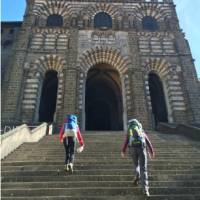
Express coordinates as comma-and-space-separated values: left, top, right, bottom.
138, 147, 149, 195
63, 138, 70, 171
68, 137, 75, 173
68, 137, 75, 163
63, 138, 70, 164
129, 147, 140, 184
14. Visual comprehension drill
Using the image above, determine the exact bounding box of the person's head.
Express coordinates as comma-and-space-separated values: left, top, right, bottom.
128, 118, 142, 129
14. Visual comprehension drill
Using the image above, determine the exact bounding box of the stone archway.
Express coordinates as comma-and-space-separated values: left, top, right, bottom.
85, 64, 123, 130
21, 55, 66, 124
148, 72, 168, 125
77, 46, 131, 130
142, 58, 185, 127
39, 70, 58, 123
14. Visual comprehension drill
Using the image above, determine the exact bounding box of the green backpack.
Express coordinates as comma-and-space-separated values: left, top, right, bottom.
128, 124, 145, 147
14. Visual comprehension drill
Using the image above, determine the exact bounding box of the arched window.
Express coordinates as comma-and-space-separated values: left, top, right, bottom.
142, 16, 158, 31
47, 14, 63, 27
94, 12, 112, 29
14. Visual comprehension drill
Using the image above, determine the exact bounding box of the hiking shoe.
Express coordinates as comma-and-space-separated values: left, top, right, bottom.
68, 163, 73, 174
133, 178, 139, 186
64, 164, 69, 172
144, 189, 150, 197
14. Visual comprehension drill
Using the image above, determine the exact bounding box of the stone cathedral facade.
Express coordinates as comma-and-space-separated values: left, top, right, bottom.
1, 0, 200, 131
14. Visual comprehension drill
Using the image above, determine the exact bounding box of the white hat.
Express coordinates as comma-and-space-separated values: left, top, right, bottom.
128, 119, 143, 129
128, 118, 137, 124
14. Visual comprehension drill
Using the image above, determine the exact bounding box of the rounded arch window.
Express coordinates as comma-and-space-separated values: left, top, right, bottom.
47, 14, 63, 27
94, 12, 112, 29
142, 16, 158, 31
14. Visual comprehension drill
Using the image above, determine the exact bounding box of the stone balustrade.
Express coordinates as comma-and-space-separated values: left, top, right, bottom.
1, 123, 50, 159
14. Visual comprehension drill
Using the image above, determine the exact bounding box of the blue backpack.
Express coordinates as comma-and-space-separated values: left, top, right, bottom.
64, 115, 77, 137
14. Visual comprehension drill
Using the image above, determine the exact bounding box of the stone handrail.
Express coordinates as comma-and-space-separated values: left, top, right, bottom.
1, 123, 48, 159
157, 123, 200, 141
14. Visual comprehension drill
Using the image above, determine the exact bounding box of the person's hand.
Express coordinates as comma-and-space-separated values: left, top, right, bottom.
77, 146, 84, 153
148, 152, 155, 160
121, 152, 125, 158
152, 152, 155, 159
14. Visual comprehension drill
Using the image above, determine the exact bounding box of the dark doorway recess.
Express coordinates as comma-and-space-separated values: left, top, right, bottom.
39, 70, 58, 123
85, 64, 123, 131
148, 73, 168, 126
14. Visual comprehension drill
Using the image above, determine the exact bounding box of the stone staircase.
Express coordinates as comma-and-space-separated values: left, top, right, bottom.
1, 131, 200, 200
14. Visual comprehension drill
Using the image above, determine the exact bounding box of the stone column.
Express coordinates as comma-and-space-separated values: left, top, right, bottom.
63, 69, 78, 117
130, 70, 150, 129
128, 32, 150, 129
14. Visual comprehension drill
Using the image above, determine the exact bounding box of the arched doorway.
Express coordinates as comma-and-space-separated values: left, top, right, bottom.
39, 70, 58, 122
85, 64, 123, 130
148, 73, 168, 126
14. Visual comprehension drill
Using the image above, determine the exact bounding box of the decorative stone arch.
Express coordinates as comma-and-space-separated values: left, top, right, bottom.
77, 47, 132, 130
85, 3, 119, 19
78, 46, 130, 75
142, 58, 186, 126
34, 55, 66, 75
81, 3, 120, 28
32, 0, 74, 26
22, 55, 66, 123
133, 3, 172, 22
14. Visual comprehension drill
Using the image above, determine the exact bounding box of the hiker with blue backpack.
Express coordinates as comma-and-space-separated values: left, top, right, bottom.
59, 114, 84, 173
121, 119, 155, 197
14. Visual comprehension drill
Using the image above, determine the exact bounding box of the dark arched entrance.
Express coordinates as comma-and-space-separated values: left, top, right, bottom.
39, 70, 58, 122
85, 64, 123, 130
148, 73, 168, 126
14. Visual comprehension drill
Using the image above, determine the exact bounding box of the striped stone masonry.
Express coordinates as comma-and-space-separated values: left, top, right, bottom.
31, 28, 69, 50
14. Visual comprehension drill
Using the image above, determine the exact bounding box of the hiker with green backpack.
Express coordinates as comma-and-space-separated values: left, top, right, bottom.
121, 119, 155, 197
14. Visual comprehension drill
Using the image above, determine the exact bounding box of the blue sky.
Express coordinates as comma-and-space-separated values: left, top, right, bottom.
1, 0, 200, 77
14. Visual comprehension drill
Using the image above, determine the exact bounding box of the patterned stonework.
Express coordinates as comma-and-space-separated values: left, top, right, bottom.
1, 0, 200, 129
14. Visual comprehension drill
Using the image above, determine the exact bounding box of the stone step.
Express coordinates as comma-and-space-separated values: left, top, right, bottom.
4, 158, 200, 165
11, 150, 200, 156
2, 164, 200, 171
2, 187, 200, 197
18, 142, 199, 147
2, 132, 200, 200
2, 160, 200, 166
1, 195, 200, 200
2, 181, 200, 189
2, 174, 200, 182
2, 169, 200, 177
5, 155, 200, 162
6, 152, 200, 157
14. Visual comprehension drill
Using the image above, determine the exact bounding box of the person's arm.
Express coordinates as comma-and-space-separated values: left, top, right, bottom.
76, 126, 84, 147
59, 124, 64, 142
144, 132, 155, 158
121, 134, 129, 154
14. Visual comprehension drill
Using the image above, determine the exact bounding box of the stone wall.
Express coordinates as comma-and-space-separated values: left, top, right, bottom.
1, 0, 200, 130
